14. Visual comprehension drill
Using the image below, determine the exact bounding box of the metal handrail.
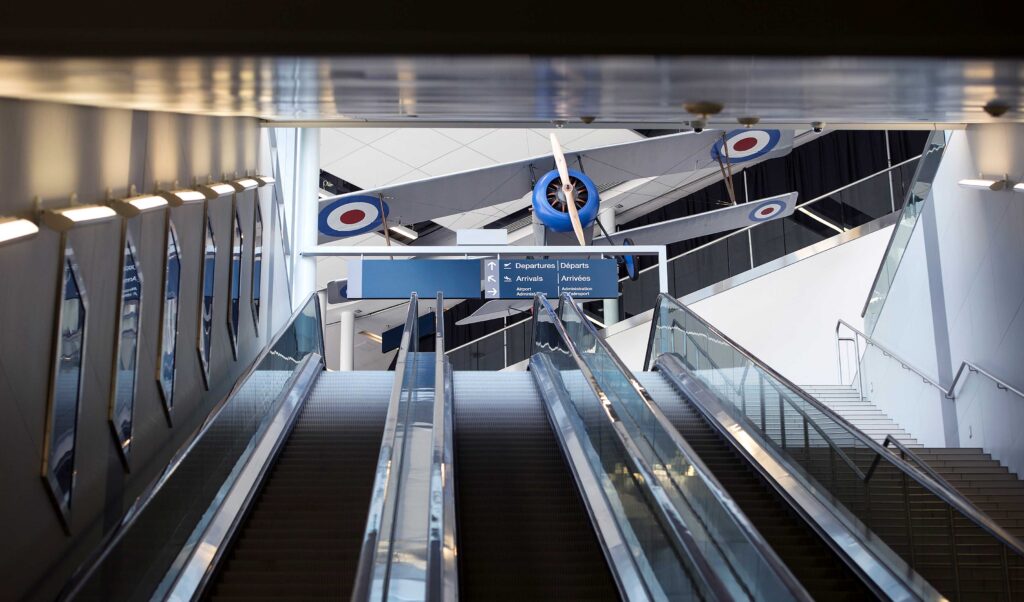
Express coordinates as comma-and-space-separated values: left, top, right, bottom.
860, 133, 947, 319
835, 319, 1024, 401
57, 292, 324, 601
650, 293, 1024, 563
534, 294, 732, 602
559, 294, 812, 601
352, 293, 420, 601
631, 154, 923, 278
680, 329, 866, 481
427, 292, 457, 600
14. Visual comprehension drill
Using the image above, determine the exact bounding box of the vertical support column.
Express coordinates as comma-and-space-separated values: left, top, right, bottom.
290, 127, 319, 310
339, 310, 355, 371
599, 208, 620, 326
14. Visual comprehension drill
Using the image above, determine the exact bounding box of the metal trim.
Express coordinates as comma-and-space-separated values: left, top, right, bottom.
196, 202, 216, 391
155, 214, 181, 424
226, 198, 244, 361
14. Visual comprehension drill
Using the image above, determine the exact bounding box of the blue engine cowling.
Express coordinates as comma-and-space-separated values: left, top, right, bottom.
531, 168, 600, 233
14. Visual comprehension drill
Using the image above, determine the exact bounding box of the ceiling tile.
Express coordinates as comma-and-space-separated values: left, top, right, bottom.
419, 146, 496, 177
323, 144, 417, 189
320, 129, 365, 166
372, 128, 462, 168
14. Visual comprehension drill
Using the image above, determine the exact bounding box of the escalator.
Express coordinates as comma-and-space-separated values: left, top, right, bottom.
645, 292, 1024, 602
206, 372, 392, 600
452, 371, 619, 599
638, 372, 871, 601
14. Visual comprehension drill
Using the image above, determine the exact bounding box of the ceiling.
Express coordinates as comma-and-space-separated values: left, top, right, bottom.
0, 56, 1020, 125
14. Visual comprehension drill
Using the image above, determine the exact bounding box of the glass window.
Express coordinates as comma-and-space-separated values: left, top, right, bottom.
43, 241, 88, 531
198, 215, 217, 388
228, 206, 243, 358
110, 230, 142, 468
158, 219, 181, 419
251, 202, 263, 336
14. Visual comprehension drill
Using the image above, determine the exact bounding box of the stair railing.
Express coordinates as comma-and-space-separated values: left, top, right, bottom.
835, 319, 1024, 403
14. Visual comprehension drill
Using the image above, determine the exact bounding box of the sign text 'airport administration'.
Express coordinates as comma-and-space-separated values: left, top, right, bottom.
484, 259, 618, 299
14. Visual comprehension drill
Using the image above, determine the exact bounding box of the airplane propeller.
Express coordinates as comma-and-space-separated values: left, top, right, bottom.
549, 133, 587, 246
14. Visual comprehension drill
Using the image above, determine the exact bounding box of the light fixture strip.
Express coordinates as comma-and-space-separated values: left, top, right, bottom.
234, 178, 259, 190
57, 205, 118, 222
389, 224, 419, 240
0, 217, 39, 244
958, 178, 1006, 191
128, 195, 168, 211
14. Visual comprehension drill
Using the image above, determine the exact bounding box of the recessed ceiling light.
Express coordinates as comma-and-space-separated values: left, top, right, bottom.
389, 224, 419, 240
359, 330, 383, 344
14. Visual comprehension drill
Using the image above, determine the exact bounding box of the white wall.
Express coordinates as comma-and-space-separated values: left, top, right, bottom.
866, 126, 1024, 474
606, 224, 893, 384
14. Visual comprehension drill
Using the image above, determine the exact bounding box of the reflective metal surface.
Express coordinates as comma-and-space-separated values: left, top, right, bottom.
42, 236, 88, 533
0, 57, 1020, 124
157, 216, 181, 420
197, 209, 217, 388
227, 201, 243, 360
109, 225, 142, 470
251, 201, 263, 336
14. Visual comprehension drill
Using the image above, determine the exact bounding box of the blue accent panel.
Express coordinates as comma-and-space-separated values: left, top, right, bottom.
531, 168, 600, 232
359, 259, 481, 299
381, 311, 436, 353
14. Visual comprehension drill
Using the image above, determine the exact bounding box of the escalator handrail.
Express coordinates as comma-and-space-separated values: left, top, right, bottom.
680, 329, 867, 481
649, 292, 1024, 561
535, 294, 732, 602
427, 292, 458, 600
352, 293, 421, 601
558, 294, 812, 602
57, 292, 324, 601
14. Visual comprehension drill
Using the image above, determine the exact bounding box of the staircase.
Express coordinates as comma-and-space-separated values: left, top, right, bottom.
800, 384, 920, 447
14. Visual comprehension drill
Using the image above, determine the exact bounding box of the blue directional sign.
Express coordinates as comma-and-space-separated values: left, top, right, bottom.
348, 259, 482, 299
484, 258, 618, 299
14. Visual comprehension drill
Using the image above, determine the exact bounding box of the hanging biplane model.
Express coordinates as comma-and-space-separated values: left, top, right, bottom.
318, 127, 800, 320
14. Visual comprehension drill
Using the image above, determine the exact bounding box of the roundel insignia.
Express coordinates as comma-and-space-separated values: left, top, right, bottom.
711, 129, 782, 164
748, 198, 788, 222
319, 195, 390, 238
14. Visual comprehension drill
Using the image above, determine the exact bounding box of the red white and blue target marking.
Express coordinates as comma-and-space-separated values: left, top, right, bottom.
711, 129, 782, 164
319, 196, 390, 238
748, 198, 788, 222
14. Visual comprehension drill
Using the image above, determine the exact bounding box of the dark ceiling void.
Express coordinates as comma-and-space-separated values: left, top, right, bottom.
0, 1, 1021, 57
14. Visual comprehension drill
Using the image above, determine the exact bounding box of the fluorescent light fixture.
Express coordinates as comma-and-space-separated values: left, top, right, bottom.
159, 188, 207, 207
256, 175, 275, 186
1014, 183, 1024, 193
110, 193, 168, 217
232, 178, 259, 192
389, 224, 419, 240
197, 183, 236, 199
359, 330, 383, 344
0, 217, 39, 245
958, 178, 1006, 191
41, 205, 118, 231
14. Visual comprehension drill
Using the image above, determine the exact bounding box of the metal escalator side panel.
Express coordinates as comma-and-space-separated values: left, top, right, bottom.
162, 353, 324, 602
655, 353, 943, 602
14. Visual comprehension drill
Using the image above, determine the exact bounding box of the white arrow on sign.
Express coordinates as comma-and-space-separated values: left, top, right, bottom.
487, 261, 497, 270
487, 288, 498, 296
486, 275, 496, 282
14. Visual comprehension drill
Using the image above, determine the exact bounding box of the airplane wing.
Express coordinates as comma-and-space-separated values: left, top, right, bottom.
317, 129, 794, 243
594, 192, 799, 246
